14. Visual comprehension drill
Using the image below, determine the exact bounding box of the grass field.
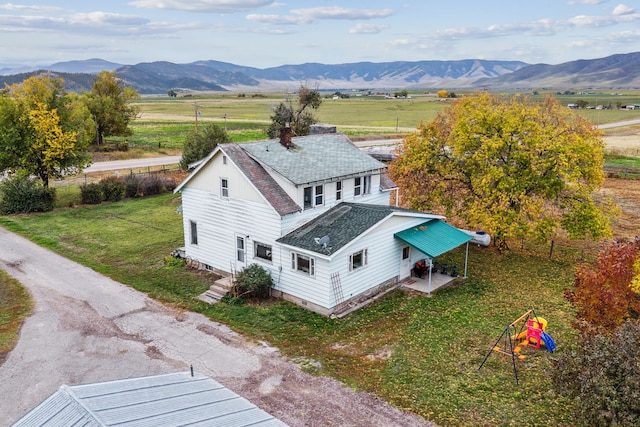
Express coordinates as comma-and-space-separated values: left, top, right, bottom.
0, 193, 585, 426
122, 91, 640, 150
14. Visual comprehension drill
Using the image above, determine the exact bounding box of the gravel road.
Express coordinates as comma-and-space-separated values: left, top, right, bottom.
0, 227, 432, 426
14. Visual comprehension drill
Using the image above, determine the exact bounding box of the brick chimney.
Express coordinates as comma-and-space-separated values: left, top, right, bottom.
279, 124, 293, 149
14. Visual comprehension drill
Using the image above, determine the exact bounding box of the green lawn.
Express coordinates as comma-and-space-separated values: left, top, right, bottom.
0, 270, 32, 364
0, 193, 583, 426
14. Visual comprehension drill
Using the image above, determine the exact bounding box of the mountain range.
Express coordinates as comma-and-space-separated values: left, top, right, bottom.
1, 52, 639, 94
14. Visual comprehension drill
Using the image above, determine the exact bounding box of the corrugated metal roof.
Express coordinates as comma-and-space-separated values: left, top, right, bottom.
12, 372, 288, 427
241, 133, 386, 185
394, 220, 473, 258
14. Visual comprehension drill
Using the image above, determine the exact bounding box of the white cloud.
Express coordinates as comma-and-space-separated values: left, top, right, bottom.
247, 6, 393, 25
128, 0, 275, 13
349, 23, 388, 34
0, 4, 63, 12
613, 4, 635, 15
568, 0, 608, 4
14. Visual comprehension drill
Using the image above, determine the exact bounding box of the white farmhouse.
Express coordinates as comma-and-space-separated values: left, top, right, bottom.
174, 130, 471, 316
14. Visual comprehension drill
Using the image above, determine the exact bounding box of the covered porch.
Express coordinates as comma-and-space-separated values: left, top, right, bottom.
394, 219, 473, 296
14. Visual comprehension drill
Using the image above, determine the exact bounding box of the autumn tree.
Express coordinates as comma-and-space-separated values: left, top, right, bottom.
436, 89, 448, 98
565, 239, 640, 335
266, 84, 322, 138
388, 93, 615, 248
180, 124, 231, 171
552, 320, 640, 426
84, 70, 139, 146
0, 75, 93, 187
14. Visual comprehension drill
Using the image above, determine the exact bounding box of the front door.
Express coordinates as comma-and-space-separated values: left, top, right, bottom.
400, 246, 411, 279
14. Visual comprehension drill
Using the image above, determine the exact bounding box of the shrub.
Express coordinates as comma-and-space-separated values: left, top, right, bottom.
552, 321, 640, 426
233, 264, 273, 301
80, 182, 103, 204
99, 176, 125, 202
123, 174, 143, 198
0, 175, 56, 214
141, 176, 165, 196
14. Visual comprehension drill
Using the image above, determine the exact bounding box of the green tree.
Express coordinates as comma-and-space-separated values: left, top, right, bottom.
0, 76, 92, 187
388, 93, 615, 248
266, 85, 322, 138
180, 124, 231, 170
84, 71, 139, 146
552, 320, 640, 426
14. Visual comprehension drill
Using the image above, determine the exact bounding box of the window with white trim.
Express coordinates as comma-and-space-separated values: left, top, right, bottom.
190, 220, 198, 245
303, 185, 324, 208
221, 178, 229, 198
254, 242, 272, 261
354, 176, 371, 197
291, 252, 315, 276
336, 181, 342, 201
349, 249, 368, 271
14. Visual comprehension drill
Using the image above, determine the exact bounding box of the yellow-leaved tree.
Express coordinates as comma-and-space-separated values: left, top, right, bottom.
388, 92, 617, 248
0, 75, 92, 186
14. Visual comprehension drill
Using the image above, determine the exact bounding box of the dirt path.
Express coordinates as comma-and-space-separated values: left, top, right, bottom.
0, 228, 432, 426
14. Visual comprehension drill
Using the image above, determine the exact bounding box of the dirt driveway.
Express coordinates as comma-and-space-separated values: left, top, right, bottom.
0, 228, 431, 426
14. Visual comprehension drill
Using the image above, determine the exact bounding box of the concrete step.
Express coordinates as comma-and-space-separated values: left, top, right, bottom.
197, 290, 223, 304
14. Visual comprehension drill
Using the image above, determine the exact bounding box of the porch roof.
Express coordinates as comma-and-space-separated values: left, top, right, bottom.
394, 220, 472, 258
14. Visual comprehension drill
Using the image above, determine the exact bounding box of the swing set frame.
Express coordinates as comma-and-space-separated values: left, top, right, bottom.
477, 309, 543, 385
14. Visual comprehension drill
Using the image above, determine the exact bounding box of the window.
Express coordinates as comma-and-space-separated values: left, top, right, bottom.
190, 221, 198, 245
236, 236, 245, 263
221, 178, 229, 198
291, 252, 315, 276
349, 249, 368, 271
254, 242, 272, 261
354, 176, 371, 197
222, 155, 227, 165
303, 187, 312, 208
315, 185, 324, 206
402, 246, 410, 260
336, 181, 342, 201
303, 185, 324, 208
363, 175, 371, 194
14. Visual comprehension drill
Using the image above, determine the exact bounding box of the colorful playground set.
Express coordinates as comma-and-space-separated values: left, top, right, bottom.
478, 309, 556, 384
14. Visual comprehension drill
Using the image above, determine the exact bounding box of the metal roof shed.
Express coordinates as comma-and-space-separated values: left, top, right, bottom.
12, 372, 288, 427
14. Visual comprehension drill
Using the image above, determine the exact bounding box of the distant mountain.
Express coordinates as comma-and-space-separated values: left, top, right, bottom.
1, 52, 639, 93
474, 52, 640, 89
48, 58, 123, 73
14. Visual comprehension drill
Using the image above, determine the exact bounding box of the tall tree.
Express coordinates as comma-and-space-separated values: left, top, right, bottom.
180, 124, 231, 171
266, 84, 322, 138
388, 93, 616, 248
565, 238, 640, 335
84, 71, 139, 146
0, 75, 92, 186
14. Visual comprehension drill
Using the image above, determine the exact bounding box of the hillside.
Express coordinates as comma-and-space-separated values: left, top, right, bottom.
1, 52, 639, 93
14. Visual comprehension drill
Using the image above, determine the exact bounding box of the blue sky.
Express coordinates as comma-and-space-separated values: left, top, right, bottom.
1, 0, 639, 68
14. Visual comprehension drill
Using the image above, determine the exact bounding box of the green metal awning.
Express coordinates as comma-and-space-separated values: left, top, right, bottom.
394, 220, 473, 258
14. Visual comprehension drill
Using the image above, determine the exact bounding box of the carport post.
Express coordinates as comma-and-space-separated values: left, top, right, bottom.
464, 242, 469, 278
427, 258, 433, 296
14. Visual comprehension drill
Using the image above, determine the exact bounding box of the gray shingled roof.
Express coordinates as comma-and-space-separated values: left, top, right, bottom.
241, 133, 387, 185
277, 203, 437, 256
221, 144, 301, 216
12, 372, 287, 427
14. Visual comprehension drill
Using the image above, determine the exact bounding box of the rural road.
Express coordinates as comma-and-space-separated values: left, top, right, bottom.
84, 155, 182, 173
0, 227, 432, 426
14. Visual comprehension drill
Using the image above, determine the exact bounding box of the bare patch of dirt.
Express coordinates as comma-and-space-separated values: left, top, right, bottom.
601, 177, 640, 239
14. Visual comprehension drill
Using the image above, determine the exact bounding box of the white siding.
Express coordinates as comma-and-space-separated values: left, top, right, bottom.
181, 188, 282, 273
187, 152, 267, 206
